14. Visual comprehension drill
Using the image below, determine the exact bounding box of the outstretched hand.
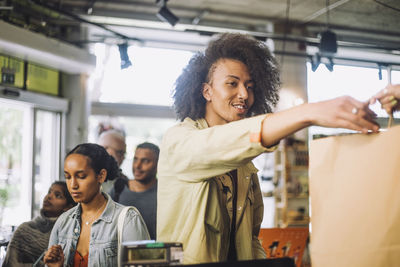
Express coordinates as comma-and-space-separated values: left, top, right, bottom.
261, 95, 379, 147
43, 245, 64, 267
308, 96, 379, 134
370, 84, 400, 114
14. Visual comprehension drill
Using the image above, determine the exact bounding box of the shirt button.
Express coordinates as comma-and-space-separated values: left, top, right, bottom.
74, 228, 79, 233
238, 206, 242, 211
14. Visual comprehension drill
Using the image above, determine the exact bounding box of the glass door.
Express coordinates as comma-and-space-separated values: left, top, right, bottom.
0, 99, 32, 227
0, 96, 65, 227
32, 109, 62, 218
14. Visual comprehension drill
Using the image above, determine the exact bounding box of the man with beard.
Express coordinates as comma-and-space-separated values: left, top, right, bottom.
110, 142, 159, 240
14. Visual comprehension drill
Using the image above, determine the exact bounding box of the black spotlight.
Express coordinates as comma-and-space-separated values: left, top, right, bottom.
118, 42, 132, 69
318, 30, 337, 72
156, 0, 179, 26
319, 30, 337, 56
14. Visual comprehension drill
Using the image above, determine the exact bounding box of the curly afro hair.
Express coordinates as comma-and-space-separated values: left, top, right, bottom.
173, 33, 281, 121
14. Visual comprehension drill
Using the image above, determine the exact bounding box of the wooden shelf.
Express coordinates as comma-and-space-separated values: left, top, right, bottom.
290, 166, 308, 171
287, 193, 309, 199
273, 138, 310, 228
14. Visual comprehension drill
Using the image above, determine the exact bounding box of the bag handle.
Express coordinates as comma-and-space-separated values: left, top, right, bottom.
388, 113, 393, 128
32, 251, 45, 267
117, 206, 137, 267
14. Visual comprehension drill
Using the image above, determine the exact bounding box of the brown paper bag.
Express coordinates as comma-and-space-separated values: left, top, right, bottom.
309, 125, 400, 267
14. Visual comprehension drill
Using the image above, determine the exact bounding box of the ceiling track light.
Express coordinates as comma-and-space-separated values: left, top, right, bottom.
324, 57, 334, 72
192, 10, 210, 25
118, 42, 132, 69
314, 0, 337, 72
87, 0, 97, 14
156, 0, 179, 26
310, 54, 321, 72
319, 30, 338, 56
319, 30, 337, 72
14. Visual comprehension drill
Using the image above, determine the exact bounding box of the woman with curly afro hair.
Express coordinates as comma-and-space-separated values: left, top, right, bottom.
174, 33, 280, 121
157, 33, 379, 264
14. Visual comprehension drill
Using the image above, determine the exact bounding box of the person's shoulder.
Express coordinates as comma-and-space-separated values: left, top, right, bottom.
163, 118, 204, 141
11, 221, 31, 236
111, 198, 135, 213
166, 118, 200, 133
124, 206, 142, 220
114, 204, 142, 221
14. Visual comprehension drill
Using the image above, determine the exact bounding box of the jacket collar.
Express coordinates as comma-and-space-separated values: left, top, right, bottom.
184, 117, 209, 130
68, 192, 115, 224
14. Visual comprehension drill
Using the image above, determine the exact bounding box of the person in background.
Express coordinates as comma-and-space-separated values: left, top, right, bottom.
371, 84, 400, 114
44, 143, 149, 267
110, 142, 159, 240
157, 33, 379, 264
97, 129, 128, 193
2, 182, 75, 267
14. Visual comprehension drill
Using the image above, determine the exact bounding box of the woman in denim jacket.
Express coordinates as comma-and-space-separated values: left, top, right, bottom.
44, 143, 150, 267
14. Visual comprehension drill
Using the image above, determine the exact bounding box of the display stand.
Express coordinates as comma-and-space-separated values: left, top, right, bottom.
274, 138, 309, 228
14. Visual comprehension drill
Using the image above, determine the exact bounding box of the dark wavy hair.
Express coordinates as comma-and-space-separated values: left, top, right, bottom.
67, 143, 119, 182
173, 33, 281, 121
52, 181, 76, 207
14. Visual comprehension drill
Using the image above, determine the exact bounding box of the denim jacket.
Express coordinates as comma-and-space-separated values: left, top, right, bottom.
48, 193, 150, 267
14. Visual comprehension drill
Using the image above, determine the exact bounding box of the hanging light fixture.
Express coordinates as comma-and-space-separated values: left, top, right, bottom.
118, 42, 132, 69
156, 0, 179, 26
320, 30, 337, 56
309, 54, 321, 72
316, 0, 338, 72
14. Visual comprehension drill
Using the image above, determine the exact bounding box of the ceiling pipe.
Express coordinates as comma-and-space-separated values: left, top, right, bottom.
274, 50, 400, 68
302, 0, 350, 23
43, 1, 400, 40
29, 0, 142, 43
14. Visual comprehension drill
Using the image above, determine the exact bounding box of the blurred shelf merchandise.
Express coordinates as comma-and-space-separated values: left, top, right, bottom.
273, 138, 310, 228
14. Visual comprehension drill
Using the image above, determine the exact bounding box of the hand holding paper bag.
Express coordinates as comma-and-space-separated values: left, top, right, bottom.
371, 84, 400, 114
262, 95, 379, 147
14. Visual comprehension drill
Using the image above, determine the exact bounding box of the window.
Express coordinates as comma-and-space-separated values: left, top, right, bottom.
392, 70, 400, 84
307, 63, 396, 136
89, 44, 192, 179
0, 90, 67, 227
33, 110, 62, 217
90, 44, 193, 106
0, 100, 31, 226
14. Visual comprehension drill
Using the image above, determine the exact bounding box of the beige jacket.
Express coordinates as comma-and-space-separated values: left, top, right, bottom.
157, 115, 276, 264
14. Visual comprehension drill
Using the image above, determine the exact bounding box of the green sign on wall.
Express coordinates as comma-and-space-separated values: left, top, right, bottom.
26, 63, 59, 96
0, 55, 24, 88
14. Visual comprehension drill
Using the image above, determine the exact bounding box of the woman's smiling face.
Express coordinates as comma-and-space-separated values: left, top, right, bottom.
203, 58, 254, 126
